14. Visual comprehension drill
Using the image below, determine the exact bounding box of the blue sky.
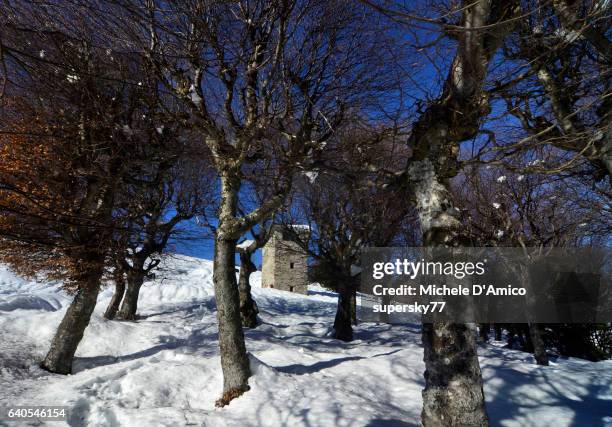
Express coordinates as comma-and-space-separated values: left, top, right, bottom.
170, 219, 264, 267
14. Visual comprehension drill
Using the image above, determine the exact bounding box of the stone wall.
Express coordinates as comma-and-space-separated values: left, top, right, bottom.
261, 229, 308, 294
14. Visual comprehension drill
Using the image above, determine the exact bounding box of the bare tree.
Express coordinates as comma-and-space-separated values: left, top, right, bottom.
113, 151, 213, 320
127, 0, 399, 404
480, 0, 611, 180
364, 0, 521, 424
282, 123, 414, 341
454, 165, 610, 365
0, 2, 175, 373
235, 223, 273, 329
103, 253, 128, 320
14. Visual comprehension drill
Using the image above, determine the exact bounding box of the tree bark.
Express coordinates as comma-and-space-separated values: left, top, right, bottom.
238, 251, 259, 329
534, 65, 612, 176
410, 159, 489, 427
104, 272, 126, 320
552, 0, 612, 62
520, 263, 549, 365
333, 280, 353, 341
528, 323, 549, 366
479, 324, 489, 343
523, 324, 533, 352
214, 173, 251, 406
422, 322, 488, 427
401, 1, 518, 423
117, 270, 145, 321
379, 293, 391, 323
350, 286, 357, 326
41, 259, 103, 374
214, 236, 251, 404
494, 324, 502, 341
40, 145, 120, 374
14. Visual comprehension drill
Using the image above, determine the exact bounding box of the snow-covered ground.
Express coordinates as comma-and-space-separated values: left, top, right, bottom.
0, 254, 611, 427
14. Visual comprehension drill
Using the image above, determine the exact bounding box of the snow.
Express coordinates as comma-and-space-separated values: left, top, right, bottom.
0, 295, 59, 312
189, 84, 203, 106
1, 255, 611, 426
554, 28, 580, 43
304, 171, 319, 183
237, 240, 257, 251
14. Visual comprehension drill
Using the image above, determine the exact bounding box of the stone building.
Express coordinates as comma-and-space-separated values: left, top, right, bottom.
261, 225, 309, 294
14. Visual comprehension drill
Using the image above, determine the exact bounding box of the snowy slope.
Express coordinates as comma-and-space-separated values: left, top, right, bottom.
0, 254, 611, 427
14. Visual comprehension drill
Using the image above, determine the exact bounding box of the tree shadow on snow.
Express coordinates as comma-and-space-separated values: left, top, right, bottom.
258, 296, 337, 318
138, 299, 217, 320
482, 347, 612, 427
72, 329, 219, 373
365, 419, 418, 427
274, 349, 403, 375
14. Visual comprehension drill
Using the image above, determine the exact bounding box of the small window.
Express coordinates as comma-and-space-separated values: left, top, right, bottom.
290, 286, 294, 292
290, 262, 295, 269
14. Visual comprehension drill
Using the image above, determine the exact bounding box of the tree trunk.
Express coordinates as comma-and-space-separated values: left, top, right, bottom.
494, 324, 502, 341
379, 293, 391, 323
214, 236, 251, 405
599, 79, 612, 177
350, 285, 357, 325
507, 324, 524, 349
41, 260, 103, 374
409, 159, 489, 427
534, 65, 612, 176
552, 0, 612, 63
422, 322, 488, 427
333, 280, 353, 341
214, 173, 251, 407
104, 272, 126, 320
528, 323, 549, 366
403, 2, 516, 422
479, 324, 489, 343
117, 270, 145, 321
523, 324, 533, 352
238, 251, 259, 329
520, 264, 549, 365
